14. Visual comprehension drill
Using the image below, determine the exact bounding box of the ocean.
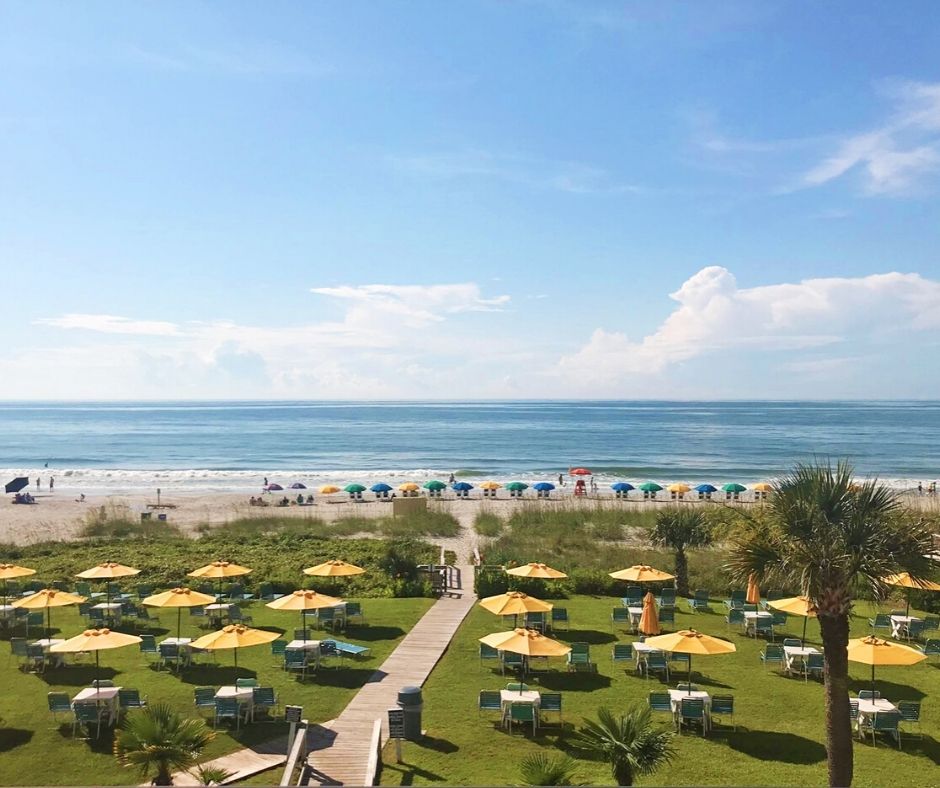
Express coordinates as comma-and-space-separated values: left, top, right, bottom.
0, 401, 937, 493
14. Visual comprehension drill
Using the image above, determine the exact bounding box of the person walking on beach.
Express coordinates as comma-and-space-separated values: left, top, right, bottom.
448, 473, 455, 484
918, 482, 923, 495
49, 477, 54, 492
558, 473, 564, 487
264, 477, 268, 487
36, 477, 40, 489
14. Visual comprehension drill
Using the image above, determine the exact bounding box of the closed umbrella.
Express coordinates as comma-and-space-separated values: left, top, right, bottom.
847, 635, 926, 694
189, 624, 279, 672
638, 591, 660, 636
479, 591, 552, 627
13, 589, 86, 639
768, 596, 816, 646
188, 560, 252, 602
643, 629, 736, 693
303, 560, 366, 577
746, 573, 761, 606
609, 565, 675, 583
50, 628, 141, 687
505, 562, 567, 579
76, 562, 141, 606
881, 572, 940, 617
0, 563, 36, 608
143, 587, 217, 654
266, 589, 344, 643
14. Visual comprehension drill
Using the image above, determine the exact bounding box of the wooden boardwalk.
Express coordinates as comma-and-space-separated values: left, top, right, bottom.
305, 566, 476, 786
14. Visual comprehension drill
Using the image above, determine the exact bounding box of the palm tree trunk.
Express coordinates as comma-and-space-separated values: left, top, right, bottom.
154, 766, 173, 785
674, 548, 690, 597
819, 613, 853, 787
613, 759, 634, 786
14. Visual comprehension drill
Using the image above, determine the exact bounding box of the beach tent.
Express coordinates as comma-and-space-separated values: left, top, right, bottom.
4, 477, 29, 494
290, 483, 307, 490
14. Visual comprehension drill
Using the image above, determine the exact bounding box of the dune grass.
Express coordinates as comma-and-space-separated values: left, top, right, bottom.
380, 594, 940, 787
473, 512, 503, 538
0, 596, 432, 786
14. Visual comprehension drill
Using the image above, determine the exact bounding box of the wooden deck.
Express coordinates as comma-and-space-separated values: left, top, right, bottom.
305, 566, 476, 785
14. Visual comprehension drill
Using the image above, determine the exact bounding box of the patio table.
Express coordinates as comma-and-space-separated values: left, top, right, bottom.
216, 685, 255, 720
500, 689, 541, 726
857, 697, 897, 727
92, 602, 124, 624
73, 686, 121, 724
32, 638, 66, 667
632, 641, 661, 671
783, 645, 820, 673
889, 615, 920, 639
743, 610, 773, 635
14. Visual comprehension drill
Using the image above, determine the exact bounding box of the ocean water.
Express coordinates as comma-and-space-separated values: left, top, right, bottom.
0, 401, 937, 493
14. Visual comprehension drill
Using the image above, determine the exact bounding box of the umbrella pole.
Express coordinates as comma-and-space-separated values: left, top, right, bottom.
688, 654, 693, 694
802, 616, 808, 648
906, 592, 911, 619
177, 607, 182, 670
47, 606, 51, 640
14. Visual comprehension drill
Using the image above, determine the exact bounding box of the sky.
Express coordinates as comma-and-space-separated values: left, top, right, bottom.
2, 1, 940, 400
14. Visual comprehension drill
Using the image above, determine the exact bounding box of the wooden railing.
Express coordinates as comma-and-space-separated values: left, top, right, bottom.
280, 719, 308, 787
364, 718, 383, 785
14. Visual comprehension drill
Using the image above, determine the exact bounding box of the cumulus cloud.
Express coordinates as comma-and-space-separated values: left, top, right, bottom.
34, 313, 181, 336
559, 266, 940, 383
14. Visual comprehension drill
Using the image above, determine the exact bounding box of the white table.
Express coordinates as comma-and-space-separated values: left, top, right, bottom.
205, 603, 232, 624
32, 638, 66, 666
857, 697, 897, 727
160, 637, 196, 664
500, 689, 540, 726
783, 645, 820, 673
73, 686, 121, 724
216, 685, 255, 720
890, 615, 920, 639
743, 610, 773, 635
0, 604, 15, 620
632, 641, 662, 671
287, 639, 321, 650
668, 689, 711, 715
92, 602, 124, 623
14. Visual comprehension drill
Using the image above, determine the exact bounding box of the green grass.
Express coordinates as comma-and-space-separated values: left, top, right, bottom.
0, 596, 433, 786
473, 512, 503, 538
380, 594, 940, 786
207, 510, 460, 540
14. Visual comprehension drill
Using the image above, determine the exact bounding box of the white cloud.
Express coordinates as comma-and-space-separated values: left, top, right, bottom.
800, 80, 940, 195
559, 266, 940, 384
34, 313, 180, 336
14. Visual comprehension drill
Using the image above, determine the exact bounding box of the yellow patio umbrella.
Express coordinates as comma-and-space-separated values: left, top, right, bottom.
847, 635, 927, 693
480, 481, 501, 491
768, 596, 817, 645
13, 589, 86, 638
0, 563, 35, 608
505, 562, 568, 579
479, 591, 552, 628
76, 562, 141, 606
50, 627, 142, 686
746, 573, 761, 605
266, 589, 344, 642
667, 483, 691, 494
188, 560, 252, 601
479, 628, 571, 658
143, 587, 217, 645
609, 565, 675, 583
190, 624, 280, 670
638, 591, 660, 636
398, 482, 420, 492
882, 572, 940, 617
752, 482, 773, 493
644, 628, 736, 693
318, 485, 341, 494
303, 560, 366, 577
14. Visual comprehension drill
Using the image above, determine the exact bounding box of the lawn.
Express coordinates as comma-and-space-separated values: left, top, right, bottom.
380, 594, 940, 786
0, 596, 433, 786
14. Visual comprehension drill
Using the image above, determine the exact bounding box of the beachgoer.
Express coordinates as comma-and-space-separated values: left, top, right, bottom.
36, 477, 40, 489
49, 477, 54, 491
297, 494, 304, 504
918, 482, 923, 495
264, 477, 269, 487
79, 493, 85, 502
448, 473, 455, 484
558, 474, 564, 486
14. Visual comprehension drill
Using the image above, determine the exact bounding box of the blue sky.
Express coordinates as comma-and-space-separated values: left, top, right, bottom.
2, 1, 939, 399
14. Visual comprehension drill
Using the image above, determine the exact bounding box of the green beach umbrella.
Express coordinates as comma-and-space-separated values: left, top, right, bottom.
423, 480, 447, 491
722, 483, 747, 493
639, 482, 663, 492
344, 484, 367, 493
505, 482, 528, 492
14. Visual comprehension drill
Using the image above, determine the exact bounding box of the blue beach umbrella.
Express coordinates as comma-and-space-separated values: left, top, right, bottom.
290, 483, 307, 490
532, 482, 555, 491
694, 484, 717, 493
611, 482, 635, 492
452, 482, 474, 491
370, 483, 392, 493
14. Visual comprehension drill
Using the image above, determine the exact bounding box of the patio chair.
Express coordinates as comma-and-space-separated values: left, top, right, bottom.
235, 678, 258, 689
905, 620, 926, 642
139, 634, 158, 662
658, 588, 677, 607
118, 688, 148, 715
258, 582, 276, 601
194, 687, 216, 717
611, 607, 631, 631
508, 702, 536, 735
480, 643, 499, 668
759, 644, 785, 671
74, 581, 95, 598
501, 651, 525, 675
88, 609, 107, 629
743, 603, 758, 613
345, 602, 365, 625
771, 612, 788, 629
920, 639, 940, 660
25, 612, 44, 639
782, 638, 802, 648
550, 607, 569, 630
73, 703, 103, 739
214, 697, 244, 730
135, 606, 154, 628
678, 697, 707, 736
320, 639, 339, 666
252, 687, 278, 721
710, 695, 735, 731
566, 642, 594, 673
478, 690, 502, 716
754, 617, 774, 641
612, 643, 634, 669
135, 583, 153, 599
158, 642, 180, 671
726, 608, 745, 629
623, 586, 643, 606
284, 648, 309, 681
10, 637, 28, 666
670, 652, 691, 674
645, 651, 670, 682
271, 639, 287, 664
228, 606, 253, 626
524, 611, 546, 632
689, 590, 710, 612
659, 606, 676, 627
189, 606, 207, 626
648, 691, 672, 715
923, 615, 939, 632
294, 628, 312, 641
725, 590, 745, 609
78, 602, 92, 619
865, 711, 902, 749
803, 652, 825, 682
540, 692, 562, 724
47, 691, 72, 722
25, 643, 46, 673
858, 690, 881, 701
868, 613, 891, 634
897, 701, 921, 738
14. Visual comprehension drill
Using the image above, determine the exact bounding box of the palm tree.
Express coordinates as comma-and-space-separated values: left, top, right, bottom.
726, 460, 934, 788
571, 706, 674, 786
114, 703, 216, 786
649, 508, 712, 596
518, 752, 582, 786
191, 764, 234, 786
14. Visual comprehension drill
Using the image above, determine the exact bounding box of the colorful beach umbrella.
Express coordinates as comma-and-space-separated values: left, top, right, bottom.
0, 563, 36, 608
398, 482, 420, 492
319, 485, 341, 494
266, 589, 344, 643
423, 480, 447, 491
452, 482, 474, 491
611, 482, 635, 492
13, 589, 86, 638
532, 482, 555, 492
694, 484, 717, 493
505, 482, 528, 492
752, 482, 773, 493
480, 481, 502, 491
639, 481, 663, 492
638, 591, 660, 636
370, 483, 392, 493
722, 483, 747, 493
505, 562, 568, 579
609, 565, 675, 583
189, 624, 279, 670
344, 484, 367, 493
768, 596, 817, 645
50, 628, 141, 686
847, 635, 926, 693
667, 483, 691, 493
303, 559, 366, 577
643, 629, 736, 693
570, 468, 592, 476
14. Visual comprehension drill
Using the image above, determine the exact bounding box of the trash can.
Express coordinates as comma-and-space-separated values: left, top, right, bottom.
397, 686, 423, 741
